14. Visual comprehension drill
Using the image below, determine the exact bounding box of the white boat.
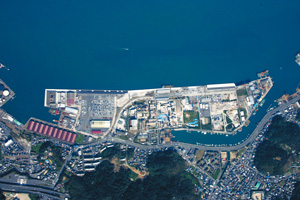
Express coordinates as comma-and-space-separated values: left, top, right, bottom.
0, 63, 9, 70
296, 52, 300, 66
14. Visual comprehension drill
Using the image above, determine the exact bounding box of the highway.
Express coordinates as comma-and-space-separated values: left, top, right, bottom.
0, 182, 68, 200
101, 95, 300, 152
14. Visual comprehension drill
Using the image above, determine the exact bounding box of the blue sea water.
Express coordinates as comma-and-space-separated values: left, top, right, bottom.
0, 0, 299, 145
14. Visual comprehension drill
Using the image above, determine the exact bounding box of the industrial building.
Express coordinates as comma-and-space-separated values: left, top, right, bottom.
207, 83, 236, 90
67, 91, 75, 105
27, 120, 77, 144
90, 120, 111, 129
89, 120, 111, 135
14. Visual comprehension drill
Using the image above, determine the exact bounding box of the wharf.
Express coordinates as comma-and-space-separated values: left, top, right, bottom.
0, 108, 23, 134
0, 78, 15, 107
44, 75, 273, 143
26, 117, 77, 144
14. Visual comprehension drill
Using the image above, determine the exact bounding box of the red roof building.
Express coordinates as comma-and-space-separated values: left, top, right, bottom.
43, 125, 49, 135
61, 131, 67, 140
34, 123, 40, 132
52, 128, 58, 138
57, 130, 63, 139
47, 127, 53, 136
27, 121, 35, 131
67, 99, 75, 105
66, 132, 72, 142
70, 134, 76, 143
26, 120, 77, 144
38, 124, 44, 134
92, 130, 102, 134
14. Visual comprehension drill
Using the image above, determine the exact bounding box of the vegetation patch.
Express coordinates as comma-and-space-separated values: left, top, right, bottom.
29, 194, 40, 200
100, 144, 126, 161
195, 150, 205, 162
129, 171, 138, 181
19, 130, 34, 142
120, 135, 129, 140
237, 148, 246, 159
296, 111, 300, 121
237, 88, 248, 96
57, 168, 73, 185
75, 133, 84, 144
226, 124, 235, 131
31, 143, 43, 154
254, 116, 300, 175
226, 116, 232, 124
183, 111, 199, 124
126, 148, 135, 160
34, 141, 64, 170
291, 181, 300, 200
212, 169, 220, 180
201, 123, 212, 130
200, 117, 212, 130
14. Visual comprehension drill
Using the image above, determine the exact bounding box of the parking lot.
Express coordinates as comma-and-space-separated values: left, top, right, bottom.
76, 93, 116, 133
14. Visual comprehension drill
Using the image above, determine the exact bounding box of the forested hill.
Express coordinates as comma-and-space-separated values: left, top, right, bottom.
66, 150, 198, 200
254, 116, 300, 175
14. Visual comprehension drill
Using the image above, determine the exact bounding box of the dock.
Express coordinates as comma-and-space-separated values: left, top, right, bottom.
0, 79, 15, 107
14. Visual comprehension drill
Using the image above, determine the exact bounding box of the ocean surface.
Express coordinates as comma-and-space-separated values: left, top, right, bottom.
0, 0, 299, 145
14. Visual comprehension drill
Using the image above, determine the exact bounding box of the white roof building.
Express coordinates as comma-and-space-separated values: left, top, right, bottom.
65, 107, 78, 115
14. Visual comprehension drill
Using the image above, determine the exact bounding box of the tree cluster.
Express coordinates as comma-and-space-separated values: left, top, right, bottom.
254, 116, 300, 175
66, 150, 197, 200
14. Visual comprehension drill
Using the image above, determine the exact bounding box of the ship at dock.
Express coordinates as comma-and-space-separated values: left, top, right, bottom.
257, 70, 269, 79
295, 52, 300, 66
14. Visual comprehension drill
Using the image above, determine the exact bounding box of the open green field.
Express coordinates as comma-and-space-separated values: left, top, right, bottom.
129, 171, 138, 181
31, 143, 43, 154
183, 110, 199, 123
212, 169, 220, 180
75, 133, 84, 144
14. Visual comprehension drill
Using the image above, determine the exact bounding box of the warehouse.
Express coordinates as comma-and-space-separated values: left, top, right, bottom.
90, 120, 111, 129
65, 107, 78, 115
207, 83, 236, 90
26, 120, 77, 144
